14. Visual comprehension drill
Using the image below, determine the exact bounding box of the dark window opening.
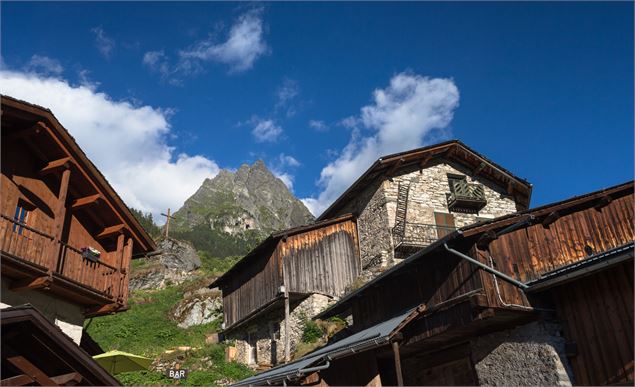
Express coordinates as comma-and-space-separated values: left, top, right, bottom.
13, 201, 32, 235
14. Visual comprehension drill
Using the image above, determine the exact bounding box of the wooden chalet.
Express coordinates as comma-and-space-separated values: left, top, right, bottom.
1, 95, 156, 318
211, 214, 359, 331
1, 95, 157, 385
235, 181, 633, 386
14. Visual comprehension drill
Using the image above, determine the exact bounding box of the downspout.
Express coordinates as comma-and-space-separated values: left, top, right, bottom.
443, 243, 528, 290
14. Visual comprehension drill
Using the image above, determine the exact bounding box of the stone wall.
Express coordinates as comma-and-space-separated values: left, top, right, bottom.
381, 160, 519, 266
471, 321, 574, 386
328, 160, 521, 284
336, 179, 395, 282
0, 278, 85, 344
227, 294, 332, 367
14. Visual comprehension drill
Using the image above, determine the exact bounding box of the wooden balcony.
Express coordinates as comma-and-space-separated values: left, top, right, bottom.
0, 215, 125, 316
393, 222, 457, 256
447, 181, 487, 213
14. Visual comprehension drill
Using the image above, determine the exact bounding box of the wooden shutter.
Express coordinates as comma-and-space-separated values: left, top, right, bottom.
434, 212, 455, 238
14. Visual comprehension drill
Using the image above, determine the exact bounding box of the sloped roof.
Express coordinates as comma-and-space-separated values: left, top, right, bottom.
318, 140, 533, 220
209, 213, 355, 288
231, 303, 423, 386
1, 304, 121, 386
318, 180, 633, 319
1, 95, 156, 253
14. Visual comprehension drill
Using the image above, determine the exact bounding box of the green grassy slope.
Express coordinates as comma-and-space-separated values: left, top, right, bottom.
86, 256, 253, 386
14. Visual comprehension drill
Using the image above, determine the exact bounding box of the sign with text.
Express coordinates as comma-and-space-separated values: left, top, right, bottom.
166, 369, 189, 380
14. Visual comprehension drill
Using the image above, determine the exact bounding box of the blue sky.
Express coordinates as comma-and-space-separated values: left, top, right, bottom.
2, 2, 633, 221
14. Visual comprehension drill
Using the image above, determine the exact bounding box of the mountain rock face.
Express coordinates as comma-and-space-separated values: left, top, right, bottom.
171, 160, 314, 236
129, 238, 200, 291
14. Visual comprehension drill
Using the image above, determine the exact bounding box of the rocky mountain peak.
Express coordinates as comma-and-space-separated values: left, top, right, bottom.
171, 160, 314, 237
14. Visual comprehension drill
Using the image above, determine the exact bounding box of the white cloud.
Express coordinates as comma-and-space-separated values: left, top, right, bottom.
309, 119, 328, 132
302, 72, 460, 217
276, 78, 299, 108
0, 69, 219, 224
25, 55, 64, 76
270, 153, 300, 191
273, 171, 295, 191
91, 27, 115, 59
142, 50, 183, 86
252, 119, 282, 143
179, 8, 267, 73
278, 153, 300, 168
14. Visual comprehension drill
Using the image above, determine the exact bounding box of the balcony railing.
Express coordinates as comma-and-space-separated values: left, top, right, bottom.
447, 181, 487, 212
393, 222, 457, 253
0, 214, 121, 301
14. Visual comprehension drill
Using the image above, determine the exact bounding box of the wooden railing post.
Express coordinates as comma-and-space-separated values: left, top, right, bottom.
114, 233, 125, 301
118, 237, 133, 306
50, 167, 71, 273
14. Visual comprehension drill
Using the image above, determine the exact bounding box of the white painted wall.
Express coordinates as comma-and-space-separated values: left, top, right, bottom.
1, 277, 85, 344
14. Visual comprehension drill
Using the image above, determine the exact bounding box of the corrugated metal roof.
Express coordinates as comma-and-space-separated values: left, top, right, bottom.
231, 305, 418, 386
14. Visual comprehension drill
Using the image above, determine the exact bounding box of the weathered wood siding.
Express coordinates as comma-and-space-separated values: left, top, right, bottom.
282, 220, 359, 296
352, 250, 484, 330
222, 244, 282, 328
552, 260, 634, 385
484, 191, 634, 309
222, 219, 360, 328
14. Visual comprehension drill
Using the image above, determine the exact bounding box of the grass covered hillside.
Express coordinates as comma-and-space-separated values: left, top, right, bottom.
86, 255, 253, 386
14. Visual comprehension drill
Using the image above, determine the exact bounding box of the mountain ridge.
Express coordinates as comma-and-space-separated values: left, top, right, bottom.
169, 160, 314, 257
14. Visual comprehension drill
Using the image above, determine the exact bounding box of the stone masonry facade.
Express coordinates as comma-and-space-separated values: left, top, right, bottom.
227, 294, 332, 367
471, 321, 574, 386
336, 159, 522, 282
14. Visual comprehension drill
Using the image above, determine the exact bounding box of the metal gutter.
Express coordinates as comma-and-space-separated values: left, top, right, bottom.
525, 243, 634, 293
443, 243, 529, 290
233, 334, 390, 387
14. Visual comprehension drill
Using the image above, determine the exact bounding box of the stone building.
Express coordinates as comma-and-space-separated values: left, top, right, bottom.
318, 140, 532, 281
214, 140, 533, 368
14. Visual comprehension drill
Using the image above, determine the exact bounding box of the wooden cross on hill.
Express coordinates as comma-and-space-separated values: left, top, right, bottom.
161, 208, 177, 239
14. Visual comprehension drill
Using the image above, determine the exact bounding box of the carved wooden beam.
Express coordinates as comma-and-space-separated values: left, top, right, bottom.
50, 372, 82, 386
6, 356, 57, 386
0, 374, 34, 386
507, 180, 515, 196
594, 195, 612, 211
542, 211, 561, 229
85, 302, 121, 317
476, 230, 498, 250
7, 122, 45, 140
40, 157, 72, 175
96, 224, 125, 239
474, 162, 486, 176
385, 158, 406, 178
71, 194, 102, 210
10, 276, 52, 292
419, 153, 433, 170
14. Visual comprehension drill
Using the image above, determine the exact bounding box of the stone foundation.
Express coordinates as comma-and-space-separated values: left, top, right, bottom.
471, 321, 574, 386
226, 294, 332, 367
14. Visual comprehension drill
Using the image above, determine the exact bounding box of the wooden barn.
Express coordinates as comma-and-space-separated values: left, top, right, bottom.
210, 214, 360, 366
234, 181, 633, 386
1, 95, 156, 384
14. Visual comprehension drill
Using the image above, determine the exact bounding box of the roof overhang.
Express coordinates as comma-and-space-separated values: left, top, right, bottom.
1, 304, 121, 386
318, 140, 533, 220
1, 95, 156, 254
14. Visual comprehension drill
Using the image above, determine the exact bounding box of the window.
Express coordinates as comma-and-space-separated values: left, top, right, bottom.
13, 202, 31, 235
434, 212, 455, 238
246, 331, 257, 365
